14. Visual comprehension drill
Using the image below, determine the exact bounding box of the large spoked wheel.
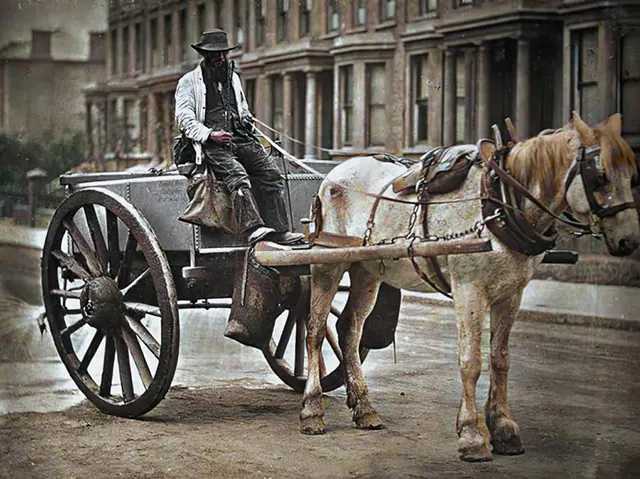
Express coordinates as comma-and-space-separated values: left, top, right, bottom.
41, 187, 180, 418
263, 277, 368, 393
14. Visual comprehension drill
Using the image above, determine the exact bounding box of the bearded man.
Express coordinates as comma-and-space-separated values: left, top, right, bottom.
175, 29, 304, 245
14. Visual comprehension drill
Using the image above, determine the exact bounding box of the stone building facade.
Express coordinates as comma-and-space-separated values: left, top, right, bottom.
0, 0, 107, 139
90, 0, 640, 165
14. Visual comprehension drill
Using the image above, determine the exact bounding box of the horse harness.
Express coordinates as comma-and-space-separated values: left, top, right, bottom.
309, 143, 638, 296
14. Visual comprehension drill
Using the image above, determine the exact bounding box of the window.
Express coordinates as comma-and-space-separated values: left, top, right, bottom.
340, 65, 354, 146
163, 14, 172, 65
619, 31, 640, 136
31, 30, 52, 59
180, 8, 187, 62
277, 0, 288, 43
245, 79, 256, 111
299, 0, 311, 37
419, 0, 437, 17
272, 76, 284, 136
110, 29, 117, 74
353, 0, 366, 27
215, 0, 224, 28
367, 63, 387, 146
255, 0, 265, 46
235, 2, 244, 46
411, 55, 429, 144
197, 3, 206, 36
150, 18, 159, 69
135, 23, 144, 71
457, 0, 473, 6
89, 33, 106, 62
122, 26, 130, 73
571, 28, 599, 124
327, 0, 341, 33
455, 53, 467, 143
380, 0, 395, 22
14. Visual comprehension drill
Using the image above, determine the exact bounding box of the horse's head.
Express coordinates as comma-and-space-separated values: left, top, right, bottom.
565, 111, 640, 256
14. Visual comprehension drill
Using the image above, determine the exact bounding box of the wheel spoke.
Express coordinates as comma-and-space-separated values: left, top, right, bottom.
122, 326, 153, 389
124, 302, 161, 318
117, 231, 138, 288
60, 317, 87, 337
106, 210, 121, 279
325, 327, 343, 362
50, 288, 82, 299
115, 334, 135, 402
52, 250, 92, 281
319, 350, 327, 378
275, 311, 296, 360
100, 335, 116, 397
120, 268, 150, 297
124, 315, 160, 359
78, 330, 105, 373
62, 218, 103, 277
83, 205, 109, 273
294, 311, 305, 378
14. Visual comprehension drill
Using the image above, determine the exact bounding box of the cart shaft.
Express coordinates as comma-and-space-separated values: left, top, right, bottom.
253, 238, 492, 267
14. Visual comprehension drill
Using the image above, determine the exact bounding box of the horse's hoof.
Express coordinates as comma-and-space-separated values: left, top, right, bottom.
487, 416, 524, 455
492, 435, 525, 456
300, 416, 325, 435
355, 412, 385, 430
458, 427, 492, 462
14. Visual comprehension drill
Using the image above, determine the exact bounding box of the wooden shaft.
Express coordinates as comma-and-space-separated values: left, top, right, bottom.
254, 238, 492, 267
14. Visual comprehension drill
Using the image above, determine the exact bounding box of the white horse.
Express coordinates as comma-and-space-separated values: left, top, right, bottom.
300, 112, 639, 462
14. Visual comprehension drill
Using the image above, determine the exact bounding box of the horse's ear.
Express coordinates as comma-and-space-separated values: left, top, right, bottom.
572, 110, 597, 145
476, 139, 496, 163
601, 113, 622, 137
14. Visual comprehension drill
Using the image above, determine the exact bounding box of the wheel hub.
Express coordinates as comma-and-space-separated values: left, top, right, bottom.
80, 276, 124, 329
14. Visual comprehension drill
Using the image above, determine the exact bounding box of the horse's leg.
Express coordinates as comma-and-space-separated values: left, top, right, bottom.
485, 292, 525, 455
300, 262, 346, 435
336, 264, 383, 430
453, 284, 492, 462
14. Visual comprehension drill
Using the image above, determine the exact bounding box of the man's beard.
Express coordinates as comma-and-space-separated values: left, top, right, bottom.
203, 58, 228, 83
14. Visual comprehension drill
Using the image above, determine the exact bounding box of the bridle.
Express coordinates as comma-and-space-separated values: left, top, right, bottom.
482, 138, 639, 256
563, 144, 638, 225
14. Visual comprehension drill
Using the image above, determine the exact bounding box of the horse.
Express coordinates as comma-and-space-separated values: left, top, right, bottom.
299, 111, 640, 462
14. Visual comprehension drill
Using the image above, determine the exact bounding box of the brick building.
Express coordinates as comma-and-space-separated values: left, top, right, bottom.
0, 0, 107, 140
88, 0, 640, 165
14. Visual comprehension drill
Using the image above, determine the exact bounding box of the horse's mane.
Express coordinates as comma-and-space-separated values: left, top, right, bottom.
505, 122, 636, 200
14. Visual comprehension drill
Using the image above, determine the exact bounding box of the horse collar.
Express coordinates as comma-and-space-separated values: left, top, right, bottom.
481, 146, 558, 256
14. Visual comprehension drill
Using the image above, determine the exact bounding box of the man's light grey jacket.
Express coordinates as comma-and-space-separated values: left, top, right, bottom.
174, 64, 253, 164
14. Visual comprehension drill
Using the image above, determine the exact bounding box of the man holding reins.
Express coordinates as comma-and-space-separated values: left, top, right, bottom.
175, 29, 304, 245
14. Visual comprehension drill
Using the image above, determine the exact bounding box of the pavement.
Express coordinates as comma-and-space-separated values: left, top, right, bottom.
1, 220, 638, 332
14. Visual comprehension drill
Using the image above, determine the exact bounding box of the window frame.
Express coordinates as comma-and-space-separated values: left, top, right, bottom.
380, 0, 396, 23
571, 28, 599, 125
617, 27, 640, 138
277, 0, 289, 43
366, 62, 388, 147
299, 0, 311, 38
352, 0, 366, 27
327, 0, 342, 33
410, 54, 429, 145
255, 0, 266, 46
339, 65, 354, 146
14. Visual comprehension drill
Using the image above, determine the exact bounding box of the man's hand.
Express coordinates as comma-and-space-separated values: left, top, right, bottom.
209, 130, 233, 144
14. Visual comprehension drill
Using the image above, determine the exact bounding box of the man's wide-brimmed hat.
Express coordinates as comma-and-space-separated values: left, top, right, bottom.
191, 29, 238, 53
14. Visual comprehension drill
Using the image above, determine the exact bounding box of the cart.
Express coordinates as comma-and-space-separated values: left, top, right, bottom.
41, 160, 413, 418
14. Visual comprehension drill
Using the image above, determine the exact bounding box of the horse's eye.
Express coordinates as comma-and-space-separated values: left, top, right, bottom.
595, 173, 607, 189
